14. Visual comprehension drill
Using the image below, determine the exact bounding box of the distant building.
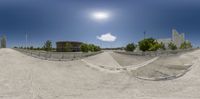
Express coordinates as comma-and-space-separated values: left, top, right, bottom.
172, 29, 185, 48
157, 29, 188, 49
157, 38, 171, 48
56, 41, 83, 52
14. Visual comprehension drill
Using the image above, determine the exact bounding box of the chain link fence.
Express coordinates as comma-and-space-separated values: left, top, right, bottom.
14, 48, 103, 61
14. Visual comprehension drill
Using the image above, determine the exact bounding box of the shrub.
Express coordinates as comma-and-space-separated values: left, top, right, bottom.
160, 42, 166, 50
30, 46, 34, 50
81, 43, 101, 52
43, 40, 52, 51
180, 41, 192, 49
149, 42, 161, 51
88, 44, 95, 52
81, 44, 89, 52
138, 38, 160, 51
94, 46, 101, 52
36, 47, 41, 50
168, 42, 177, 50
125, 43, 136, 51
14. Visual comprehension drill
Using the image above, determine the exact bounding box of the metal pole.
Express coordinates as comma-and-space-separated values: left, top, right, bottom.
26, 33, 28, 50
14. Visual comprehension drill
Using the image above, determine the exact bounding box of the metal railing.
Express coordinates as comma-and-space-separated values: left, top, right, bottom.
14, 48, 103, 61
114, 48, 198, 56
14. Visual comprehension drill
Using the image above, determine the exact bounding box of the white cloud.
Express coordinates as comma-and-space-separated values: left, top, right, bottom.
97, 33, 117, 42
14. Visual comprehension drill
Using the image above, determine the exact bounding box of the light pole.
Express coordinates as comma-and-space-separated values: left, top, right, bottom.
144, 31, 146, 39
26, 33, 28, 50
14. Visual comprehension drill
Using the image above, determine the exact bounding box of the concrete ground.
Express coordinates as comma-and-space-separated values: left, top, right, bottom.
134, 53, 197, 80
0, 48, 200, 99
110, 52, 154, 66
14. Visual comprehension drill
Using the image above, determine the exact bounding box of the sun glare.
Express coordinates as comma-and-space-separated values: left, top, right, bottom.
92, 12, 109, 20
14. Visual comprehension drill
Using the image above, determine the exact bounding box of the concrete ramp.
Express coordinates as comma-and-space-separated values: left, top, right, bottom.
83, 52, 122, 68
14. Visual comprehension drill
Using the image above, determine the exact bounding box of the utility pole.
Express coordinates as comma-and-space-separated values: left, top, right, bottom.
26, 33, 28, 49
144, 31, 146, 39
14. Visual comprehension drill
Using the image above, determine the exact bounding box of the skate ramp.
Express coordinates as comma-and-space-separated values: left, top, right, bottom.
82, 51, 159, 72
134, 54, 197, 81
110, 52, 155, 66
83, 52, 122, 68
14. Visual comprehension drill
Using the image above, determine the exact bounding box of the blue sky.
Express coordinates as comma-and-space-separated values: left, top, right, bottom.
0, 0, 200, 48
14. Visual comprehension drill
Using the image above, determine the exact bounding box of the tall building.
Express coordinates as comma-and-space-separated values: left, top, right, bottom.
157, 29, 187, 49
172, 29, 185, 48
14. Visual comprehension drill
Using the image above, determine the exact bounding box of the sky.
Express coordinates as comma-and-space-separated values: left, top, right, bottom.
0, 0, 200, 48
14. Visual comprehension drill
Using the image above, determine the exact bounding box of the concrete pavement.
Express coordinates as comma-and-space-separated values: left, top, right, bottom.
0, 48, 200, 99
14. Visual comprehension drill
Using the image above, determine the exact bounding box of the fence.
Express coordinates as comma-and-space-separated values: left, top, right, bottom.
114, 48, 198, 57
14, 48, 103, 61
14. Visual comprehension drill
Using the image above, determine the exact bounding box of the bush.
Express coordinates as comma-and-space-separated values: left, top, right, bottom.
138, 38, 160, 51
43, 40, 52, 51
168, 42, 177, 50
180, 41, 192, 49
94, 46, 101, 52
36, 47, 41, 50
149, 42, 161, 51
88, 44, 95, 52
125, 43, 136, 51
81, 43, 101, 52
81, 44, 89, 52
30, 46, 34, 50
160, 42, 166, 50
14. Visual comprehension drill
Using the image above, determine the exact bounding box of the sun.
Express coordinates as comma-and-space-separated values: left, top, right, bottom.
92, 12, 109, 20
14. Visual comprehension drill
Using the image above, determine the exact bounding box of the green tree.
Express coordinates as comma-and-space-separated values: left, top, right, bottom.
81, 43, 89, 52
149, 42, 161, 51
81, 43, 101, 52
1, 35, 6, 48
138, 38, 160, 51
43, 40, 52, 51
168, 42, 177, 50
63, 43, 72, 52
30, 46, 34, 50
160, 42, 166, 50
36, 47, 40, 50
94, 46, 101, 52
125, 43, 136, 51
88, 44, 95, 52
180, 41, 192, 49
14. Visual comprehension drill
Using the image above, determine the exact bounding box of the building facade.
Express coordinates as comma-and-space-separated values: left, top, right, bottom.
172, 29, 185, 48
157, 29, 187, 49
56, 41, 83, 52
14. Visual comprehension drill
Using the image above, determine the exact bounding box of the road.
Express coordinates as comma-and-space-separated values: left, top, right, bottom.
0, 48, 200, 99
